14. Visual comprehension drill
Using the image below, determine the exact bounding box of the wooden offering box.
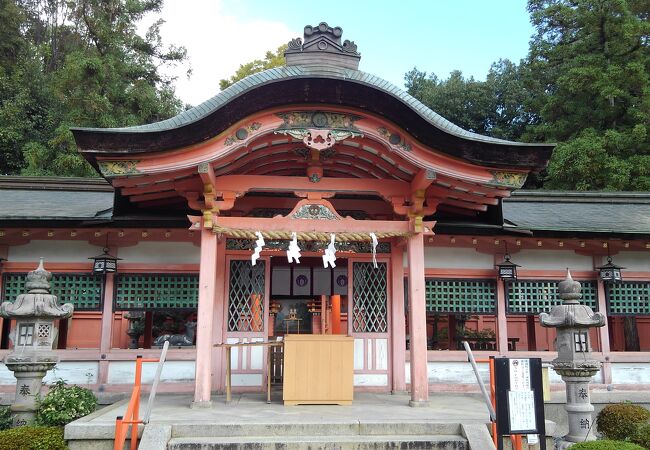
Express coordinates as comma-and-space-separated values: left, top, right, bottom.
283, 334, 354, 405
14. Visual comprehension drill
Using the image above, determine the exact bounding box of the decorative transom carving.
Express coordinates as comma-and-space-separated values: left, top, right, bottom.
292, 204, 339, 220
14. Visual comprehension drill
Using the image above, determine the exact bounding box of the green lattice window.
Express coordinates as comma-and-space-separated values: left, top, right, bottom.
507, 280, 598, 314
352, 262, 388, 333
425, 279, 496, 314
228, 260, 266, 332
2, 273, 102, 310
607, 282, 650, 315
115, 274, 198, 310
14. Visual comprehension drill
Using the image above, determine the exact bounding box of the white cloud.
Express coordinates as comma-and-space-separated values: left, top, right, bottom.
145, 0, 297, 106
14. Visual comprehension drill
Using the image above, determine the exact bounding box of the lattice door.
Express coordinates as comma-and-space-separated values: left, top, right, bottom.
227, 260, 266, 333
351, 261, 390, 388
224, 258, 268, 388
352, 262, 388, 333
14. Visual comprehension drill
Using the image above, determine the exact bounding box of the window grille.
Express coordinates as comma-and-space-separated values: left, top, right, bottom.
352, 262, 388, 333
425, 279, 496, 314
114, 274, 198, 310
507, 280, 598, 314
606, 282, 650, 315
227, 260, 265, 332
2, 273, 102, 310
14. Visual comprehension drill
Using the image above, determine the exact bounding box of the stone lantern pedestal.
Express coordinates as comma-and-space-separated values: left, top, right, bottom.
0, 259, 73, 426
540, 270, 606, 449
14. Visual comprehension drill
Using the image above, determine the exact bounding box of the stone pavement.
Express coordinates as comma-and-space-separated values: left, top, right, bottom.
65, 392, 495, 449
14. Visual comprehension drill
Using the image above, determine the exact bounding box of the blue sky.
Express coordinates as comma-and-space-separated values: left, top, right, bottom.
157, 0, 535, 105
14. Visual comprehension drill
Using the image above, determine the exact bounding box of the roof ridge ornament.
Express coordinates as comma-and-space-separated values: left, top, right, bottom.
285, 22, 361, 70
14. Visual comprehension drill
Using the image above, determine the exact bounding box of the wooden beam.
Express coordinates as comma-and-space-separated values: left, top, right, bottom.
427, 185, 499, 206
213, 175, 409, 201
214, 215, 412, 235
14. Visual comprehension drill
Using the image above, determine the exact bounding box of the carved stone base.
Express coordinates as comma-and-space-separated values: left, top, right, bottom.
9, 369, 51, 426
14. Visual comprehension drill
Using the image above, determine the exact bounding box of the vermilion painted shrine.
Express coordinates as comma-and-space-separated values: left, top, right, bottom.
1, 23, 650, 405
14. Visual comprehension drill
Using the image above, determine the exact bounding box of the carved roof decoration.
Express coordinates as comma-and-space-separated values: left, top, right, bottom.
285, 22, 360, 70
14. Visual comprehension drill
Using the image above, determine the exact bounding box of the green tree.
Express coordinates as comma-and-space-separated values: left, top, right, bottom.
405, 60, 536, 141
219, 44, 286, 91
0, 0, 188, 176
526, 0, 650, 190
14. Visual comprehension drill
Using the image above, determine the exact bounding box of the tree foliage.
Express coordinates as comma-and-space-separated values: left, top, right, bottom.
219, 44, 286, 91
405, 59, 536, 141
526, 0, 649, 190
405, 0, 649, 191
0, 0, 187, 176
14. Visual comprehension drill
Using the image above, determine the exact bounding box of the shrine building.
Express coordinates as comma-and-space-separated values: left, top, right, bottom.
1, 23, 650, 405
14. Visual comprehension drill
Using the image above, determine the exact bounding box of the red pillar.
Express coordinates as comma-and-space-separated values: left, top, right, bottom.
390, 244, 407, 393
407, 232, 428, 405
192, 224, 217, 407
331, 295, 341, 335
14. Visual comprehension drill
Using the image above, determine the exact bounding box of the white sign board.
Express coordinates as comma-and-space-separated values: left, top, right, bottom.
508, 390, 537, 432
509, 358, 531, 391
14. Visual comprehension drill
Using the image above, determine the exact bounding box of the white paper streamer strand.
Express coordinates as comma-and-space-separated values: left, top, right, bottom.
370, 232, 378, 268
287, 232, 302, 263
322, 233, 337, 268
251, 231, 265, 266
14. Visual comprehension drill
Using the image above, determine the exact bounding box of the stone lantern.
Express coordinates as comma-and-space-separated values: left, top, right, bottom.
539, 270, 606, 448
0, 258, 73, 426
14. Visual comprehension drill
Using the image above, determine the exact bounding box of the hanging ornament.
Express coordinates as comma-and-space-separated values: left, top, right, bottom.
287, 232, 302, 263
252, 231, 265, 266
322, 233, 337, 268
370, 232, 378, 268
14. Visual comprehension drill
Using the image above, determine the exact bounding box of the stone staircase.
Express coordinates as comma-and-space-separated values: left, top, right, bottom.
160, 421, 474, 450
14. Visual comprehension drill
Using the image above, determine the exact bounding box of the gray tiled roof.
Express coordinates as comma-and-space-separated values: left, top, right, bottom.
0, 177, 113, 221
72, 65, 540, 148
503, 191, 650, 234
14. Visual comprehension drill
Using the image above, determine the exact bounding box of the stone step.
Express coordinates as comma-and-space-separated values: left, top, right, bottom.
171, 421, 462, 438
167, 434, 468, 450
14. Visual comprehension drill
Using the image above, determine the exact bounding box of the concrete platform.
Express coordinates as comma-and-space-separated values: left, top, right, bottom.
65, 392, 495, 449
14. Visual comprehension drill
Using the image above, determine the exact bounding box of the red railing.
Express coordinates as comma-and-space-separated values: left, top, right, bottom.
113, 355, 160, 450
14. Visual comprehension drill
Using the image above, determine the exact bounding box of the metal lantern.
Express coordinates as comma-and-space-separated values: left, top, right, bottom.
0, 257, 5, 271
89, 248, 121, 274
596, 256, 625, 283
496, 253, 520, 281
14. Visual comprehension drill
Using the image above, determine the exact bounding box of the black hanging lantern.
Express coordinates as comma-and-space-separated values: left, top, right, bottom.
89, 248, 121, 274
596, 256, 625, 283
496, 244, 520, 281
0, 257, 5, 270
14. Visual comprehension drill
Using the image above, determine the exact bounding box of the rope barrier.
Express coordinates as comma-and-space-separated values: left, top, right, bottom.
211, 226, 411, 242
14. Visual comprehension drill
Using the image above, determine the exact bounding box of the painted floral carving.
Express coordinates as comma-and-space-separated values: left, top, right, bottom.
97, 160, 141, 177
223, 122, 262, 147
377, 127, 412, 152
489, 171, 527, 188
292, 204, 339, 220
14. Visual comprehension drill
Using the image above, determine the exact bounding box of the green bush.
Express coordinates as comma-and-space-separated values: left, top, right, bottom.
570, 440, 645, 450
0, 426, 67, 450
597, 403, 650, 441
0, 405, 12, 431
632, 422, 650, 449
35, 380, 97, 427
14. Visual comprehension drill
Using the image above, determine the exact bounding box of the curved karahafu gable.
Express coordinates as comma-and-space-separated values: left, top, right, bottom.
71, 23, 553, 172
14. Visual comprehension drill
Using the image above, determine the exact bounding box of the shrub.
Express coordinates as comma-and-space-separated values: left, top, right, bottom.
570, 440, 645, 450
35, 380, 97, 427
632, 422, 650, 449
0, 405, 12, 431
0, 426, 67, 450
597, 403, 650, 441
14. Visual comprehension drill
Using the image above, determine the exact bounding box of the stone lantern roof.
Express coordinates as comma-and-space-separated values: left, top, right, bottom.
539, 270, 606, 329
